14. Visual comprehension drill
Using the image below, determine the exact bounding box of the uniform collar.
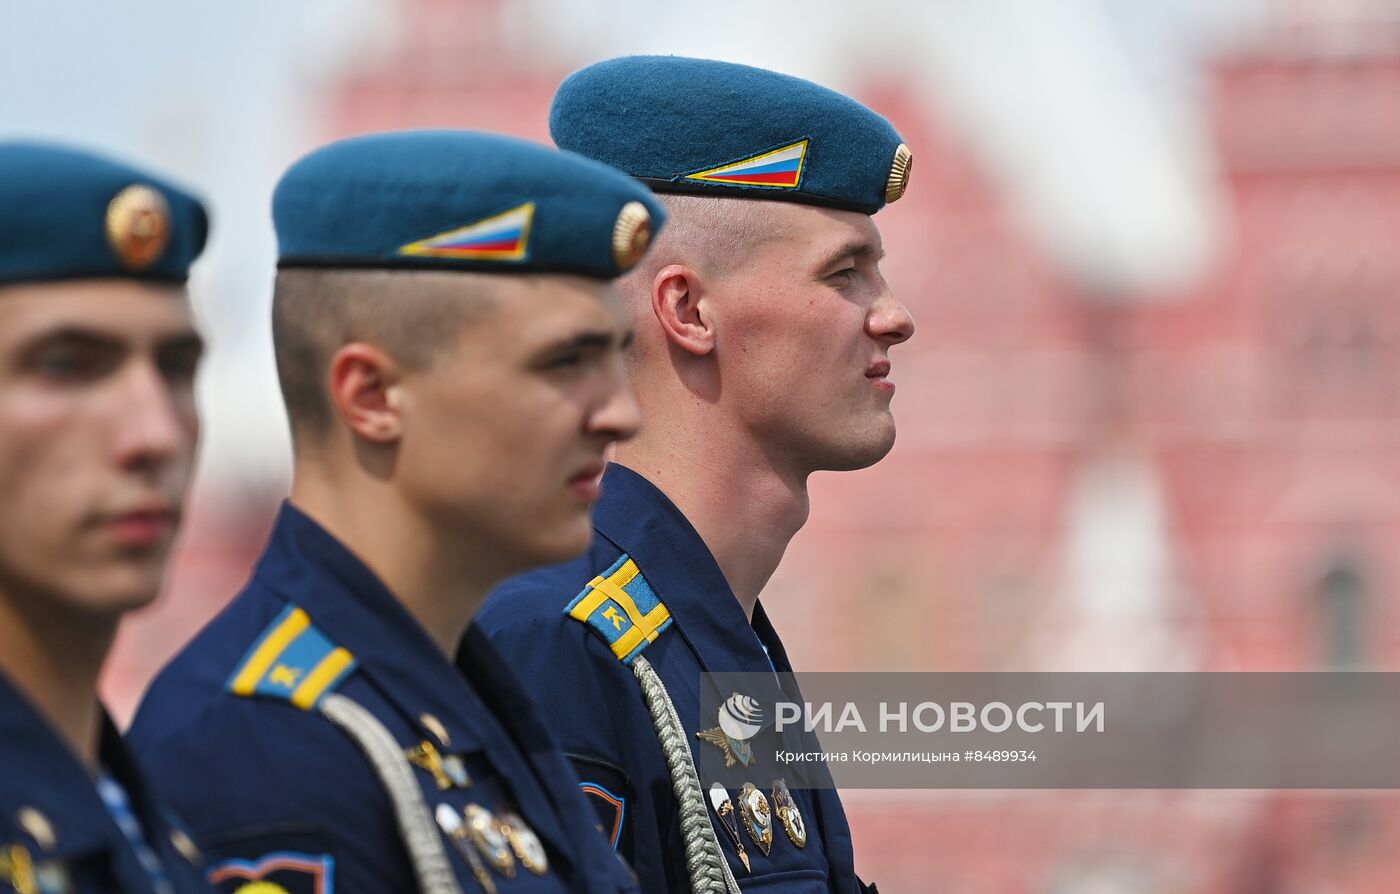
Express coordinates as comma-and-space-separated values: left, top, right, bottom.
457, 623, 622, 885
255, 501, 502, 756
0, 671, 142, 859
593, 463, 777, 673
254, 501, 577, 866
751, 602, 795, 672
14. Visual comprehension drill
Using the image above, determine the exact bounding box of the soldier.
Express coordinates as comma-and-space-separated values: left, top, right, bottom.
473, 57, 917, 894
0, 142, 211, 892
128, 130, 663, 893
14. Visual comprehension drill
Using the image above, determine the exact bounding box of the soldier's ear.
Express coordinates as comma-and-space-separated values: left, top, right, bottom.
327, 342, 404, 444
650, 264, 715, 356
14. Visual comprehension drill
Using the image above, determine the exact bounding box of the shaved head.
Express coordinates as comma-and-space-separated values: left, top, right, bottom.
626, 194, 778, 283
614, 195, 780, 376
272, 268, 497, 447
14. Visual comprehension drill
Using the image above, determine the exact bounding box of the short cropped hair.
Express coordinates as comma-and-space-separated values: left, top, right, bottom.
641, 194, 778, 277
271, 268, 494, 446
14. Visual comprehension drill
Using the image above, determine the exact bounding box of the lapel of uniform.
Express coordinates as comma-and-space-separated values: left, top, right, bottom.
590, 465, 800, 787
458, 624, 610, 885
592, 464, 775, 679
263, 502, 577, 872
0, 673, 127, 868
752, 603, 861, 892
96, 711, 202, 879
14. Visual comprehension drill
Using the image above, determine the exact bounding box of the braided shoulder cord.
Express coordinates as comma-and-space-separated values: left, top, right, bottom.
632, 656, 742, 894
320, 693, 464, 894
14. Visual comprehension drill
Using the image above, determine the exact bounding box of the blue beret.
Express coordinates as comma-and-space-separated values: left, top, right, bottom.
550, 56, 912, 215
273, 130, 666, 279
0, 141, 209, 286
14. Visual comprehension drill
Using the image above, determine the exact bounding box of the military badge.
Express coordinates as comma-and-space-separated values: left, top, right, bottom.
1, 845, 37, 894
707, 783, 749, 873
611, 200, 653, 270
405, 740, 471, 790
207, 851, 333, 894
418, 713, 451, 747
696, 692, 763, 768
771, 778, 807, 848
398, 202, 534, 261
32, 860, 72, 894
3, 843, 73, 894
14, 807, 54, 851
435, 805, 497, 894
32, 861, 71, 894
578, 781, 626, 850
683, 140, 808, 190
225, 605, 357, 711
739, 783, 773, 856
463, 804, 515, 877
105, 184, 171, 270
566, 555, 673, 664
498, 810, 548, 875
440, 754, 470, 788
169, 826, 203, 865
885, 143, 913, 203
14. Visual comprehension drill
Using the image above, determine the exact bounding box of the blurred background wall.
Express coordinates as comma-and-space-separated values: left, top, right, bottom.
7, 0, 1400, 890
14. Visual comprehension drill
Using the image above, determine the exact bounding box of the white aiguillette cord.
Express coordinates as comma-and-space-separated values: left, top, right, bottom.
319, 692, 464, 894
632, 655, 743, 894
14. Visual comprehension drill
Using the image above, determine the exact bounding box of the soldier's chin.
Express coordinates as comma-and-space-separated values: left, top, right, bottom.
820, 422, 897, 473
519, 515, 596, 568
53, 565, 165, 620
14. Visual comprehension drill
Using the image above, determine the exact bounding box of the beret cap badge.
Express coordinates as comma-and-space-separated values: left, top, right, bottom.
611, 200, 653, 271
885, 143, 913, 204
105, 184, 172, 270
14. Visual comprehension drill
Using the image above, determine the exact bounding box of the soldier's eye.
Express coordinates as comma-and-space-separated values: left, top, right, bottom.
158, 345, 203, 384
546, 351, 585, 370
31, 345, 113, 382
37, 348, 82, 377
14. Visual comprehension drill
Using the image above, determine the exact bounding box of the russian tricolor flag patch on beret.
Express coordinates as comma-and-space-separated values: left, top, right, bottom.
399, 202, 534, 261
684, 140, 808, 190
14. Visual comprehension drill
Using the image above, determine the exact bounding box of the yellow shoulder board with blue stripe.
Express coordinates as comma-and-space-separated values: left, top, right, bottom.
226, 604, 358, 710
564, 554, 673, 664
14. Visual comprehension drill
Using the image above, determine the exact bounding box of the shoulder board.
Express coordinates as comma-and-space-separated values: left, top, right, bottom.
564, 554, 673, 664
226, 604, 358, 710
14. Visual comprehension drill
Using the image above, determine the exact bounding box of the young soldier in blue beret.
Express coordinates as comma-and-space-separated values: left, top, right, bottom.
0, 142, 211, 893
129, 130, 664, 894
473, 57, 917, 894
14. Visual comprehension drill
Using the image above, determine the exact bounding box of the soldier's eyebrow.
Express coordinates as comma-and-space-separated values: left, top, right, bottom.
534, 326, 634, 359
11, 325, 205, 374
567, 330, 629, 351
158, 331, 206, 356
22, 325, 205, 355
812, 239, 885, 275
15, 326, 126, 360
24, 326, 123, 348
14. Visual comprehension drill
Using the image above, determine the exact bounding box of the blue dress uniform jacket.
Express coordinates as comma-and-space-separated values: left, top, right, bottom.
475, 464, 867, 894
129, 503, 639, 894
0, 672, 210, 893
